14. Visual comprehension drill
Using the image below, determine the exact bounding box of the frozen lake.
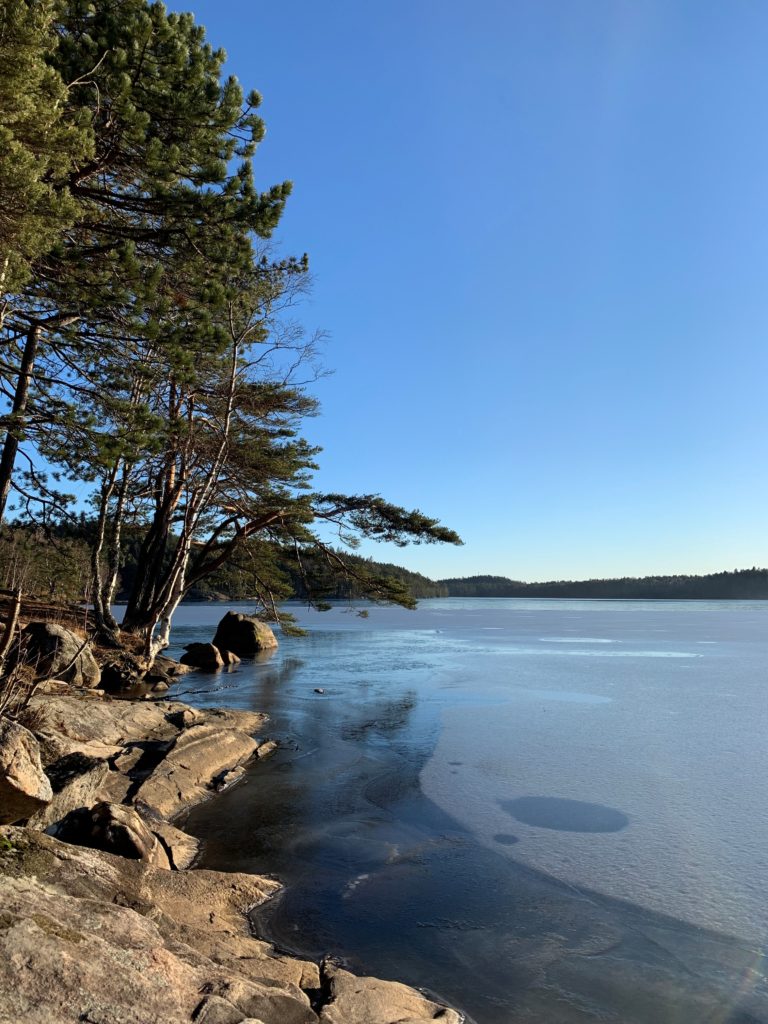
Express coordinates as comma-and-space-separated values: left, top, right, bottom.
166, 599, 768, 1023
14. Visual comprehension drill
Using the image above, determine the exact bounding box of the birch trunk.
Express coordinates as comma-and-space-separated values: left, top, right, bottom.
0, 325, 41, 521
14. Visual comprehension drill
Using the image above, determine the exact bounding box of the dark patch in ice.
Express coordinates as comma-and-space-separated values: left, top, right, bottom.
501, 796, 629, 833
492, 833, 520, 845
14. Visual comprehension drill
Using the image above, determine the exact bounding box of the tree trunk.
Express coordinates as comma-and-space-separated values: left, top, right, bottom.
120, 515, 173, 632
121, 469, 181, 632
100, 466, 129, 630
142, 527, 193, 661
147, 580, 186, 659
90, 465, 122, 646
122, 391, 182, 633
0, 325, 41, 521
91, 469, 116, 629
0, 587, 21, 672
126, 349, 238, 647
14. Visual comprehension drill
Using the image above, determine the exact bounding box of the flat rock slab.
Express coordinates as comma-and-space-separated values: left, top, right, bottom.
0, 827, 320, 1016
133, 724, 259, 818
202, 707, 267, 734
35, 727, 123, 765
27, 695, 183, 748
0, 823, 461, 1023
319, 963, 463, 1024
0, 874, 314, 1024
17, 696, 268, 827
27, 695, 266, 753
0, 698, 464, 1022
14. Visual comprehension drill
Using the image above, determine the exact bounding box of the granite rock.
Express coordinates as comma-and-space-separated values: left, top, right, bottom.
212, 612, 278, 657
17, 622, 101, 688
0, 719, 52, 824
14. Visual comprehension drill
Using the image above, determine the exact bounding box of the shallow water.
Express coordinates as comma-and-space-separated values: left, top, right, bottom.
167, 599, 768, 1023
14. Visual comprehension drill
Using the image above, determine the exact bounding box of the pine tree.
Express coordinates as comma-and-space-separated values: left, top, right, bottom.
0, 0, 92, 297
0, 1, 462, 656
0, 0, 290, 521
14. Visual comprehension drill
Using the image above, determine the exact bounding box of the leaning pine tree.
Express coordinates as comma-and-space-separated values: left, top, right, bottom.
0, 0, 461, 660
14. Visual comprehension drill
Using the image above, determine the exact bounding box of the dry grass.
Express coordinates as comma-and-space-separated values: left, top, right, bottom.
0, 596, 90, 636
14, 696, 48, 733
0, 660, 39, 723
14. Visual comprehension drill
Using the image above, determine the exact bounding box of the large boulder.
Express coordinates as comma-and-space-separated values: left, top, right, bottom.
0, 719, 52, 824
180, 642, 226, 670
152, 655, 193, 678
213, 612, 278, 657
144, 654, 192, 688
18, 622, 101, 688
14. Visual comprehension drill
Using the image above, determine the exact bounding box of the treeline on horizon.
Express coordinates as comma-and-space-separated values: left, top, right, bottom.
437, 570, 768, 600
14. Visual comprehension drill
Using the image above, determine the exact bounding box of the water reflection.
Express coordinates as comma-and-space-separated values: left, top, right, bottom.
339, 690, 417, 742
171, 650, 298, 709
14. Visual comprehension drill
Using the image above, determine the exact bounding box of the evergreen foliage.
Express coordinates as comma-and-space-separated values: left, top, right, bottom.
0, 0, 92, 294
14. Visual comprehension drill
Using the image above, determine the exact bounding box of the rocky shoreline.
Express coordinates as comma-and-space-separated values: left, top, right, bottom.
0, 613, 463, 1024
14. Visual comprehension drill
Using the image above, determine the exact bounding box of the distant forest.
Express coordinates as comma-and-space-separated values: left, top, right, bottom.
437, 570, 768, 600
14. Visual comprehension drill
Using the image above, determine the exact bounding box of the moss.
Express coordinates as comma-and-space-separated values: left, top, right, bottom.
0, 908, 82, 943
30, 913, 84, 943
0, 841, 57, 880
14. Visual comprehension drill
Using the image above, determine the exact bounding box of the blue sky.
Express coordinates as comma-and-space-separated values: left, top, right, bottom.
168, 1, 768, 581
